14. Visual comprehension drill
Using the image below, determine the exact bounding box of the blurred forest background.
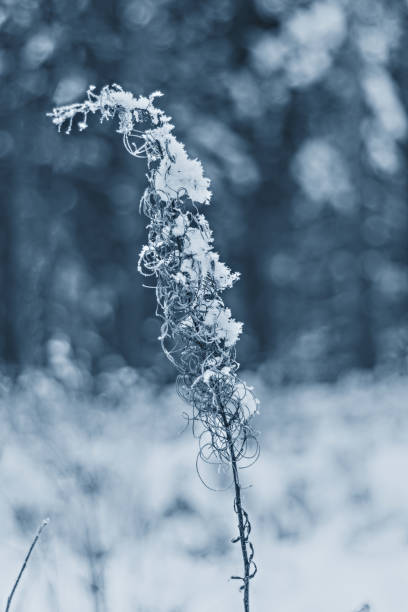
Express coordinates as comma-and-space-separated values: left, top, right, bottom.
1, 2, 408, 612
1, 0, 407, 384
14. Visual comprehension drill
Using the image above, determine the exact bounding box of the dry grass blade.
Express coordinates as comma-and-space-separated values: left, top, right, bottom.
5, 518, 49, 612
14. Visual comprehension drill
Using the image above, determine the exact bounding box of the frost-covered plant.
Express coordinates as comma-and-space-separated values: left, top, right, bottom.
48, 84, 259, 611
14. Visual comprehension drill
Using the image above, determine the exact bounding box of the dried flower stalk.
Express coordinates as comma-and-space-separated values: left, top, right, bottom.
48, 85, 259, 611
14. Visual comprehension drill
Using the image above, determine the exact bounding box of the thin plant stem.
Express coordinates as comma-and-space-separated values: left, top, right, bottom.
5, 518, 49, 612
228, 428, 251, 612
218, 395, 254, 612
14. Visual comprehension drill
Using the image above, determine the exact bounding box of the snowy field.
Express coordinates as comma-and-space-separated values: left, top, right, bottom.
1, 370, 407, 612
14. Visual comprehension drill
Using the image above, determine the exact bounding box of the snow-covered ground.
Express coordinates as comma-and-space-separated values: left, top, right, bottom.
1, 369, 407, 611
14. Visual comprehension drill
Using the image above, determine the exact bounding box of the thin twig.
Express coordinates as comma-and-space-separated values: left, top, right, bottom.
228, 434, 251, 612
217, 395, 255, 612
5, 518, 50, 612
